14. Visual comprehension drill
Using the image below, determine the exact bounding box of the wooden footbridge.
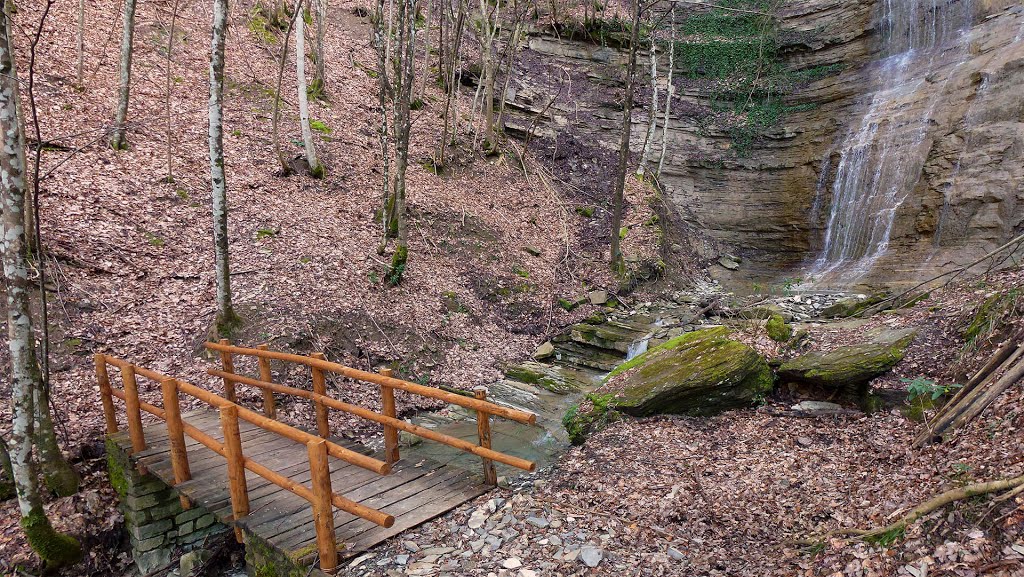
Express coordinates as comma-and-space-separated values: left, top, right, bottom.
95, 341, 536, 573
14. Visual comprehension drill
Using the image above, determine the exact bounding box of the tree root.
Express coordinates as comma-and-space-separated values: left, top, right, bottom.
795, 475, 1024, 546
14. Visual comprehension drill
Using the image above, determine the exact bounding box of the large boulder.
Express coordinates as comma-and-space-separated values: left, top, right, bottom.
563, 327, 773, 443
778, 328, 916, 393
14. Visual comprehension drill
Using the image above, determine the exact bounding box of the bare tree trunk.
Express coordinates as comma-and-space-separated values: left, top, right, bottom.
417, 0, 432, 100
477, 0, 500, 152
637, 41, 657, 177
209, 0, 238, 336
374, 0, 395, 240
76, 0, 84, 88
311, 0, 327, 97
165, 0, 181, 183
610, 0, 642, 274
386, 0, 416, 285
296, 4, 322, 177
9, 0, 80, 499
436, 0, 464, 166
32, 383, 79, 496
496, 17, 524, 132
0, 13, 82, 563
657, 6, 675, 177
272, 1, 300, 175
110, 0, 136, 150
0, 435, 13, 498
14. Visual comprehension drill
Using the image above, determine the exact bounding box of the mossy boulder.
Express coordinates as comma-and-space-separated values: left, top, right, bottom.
778, 328, 916, 391
563, 327, 773, 443
821, 293, 890, 318
765, 313, 792, 342
605, 327, 774, 416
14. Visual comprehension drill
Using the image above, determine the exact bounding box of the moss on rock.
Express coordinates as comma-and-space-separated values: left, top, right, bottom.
778, 328, 916, 389
765, 313, 792, 342
821, 293, 890, 318
963, 289, 1021, 343
563, 327, 774, 444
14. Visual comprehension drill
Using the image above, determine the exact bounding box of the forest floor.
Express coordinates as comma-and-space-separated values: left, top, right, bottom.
0, 0, 1022, 574
0, 0, 662, 571
347, 269, 1024, 577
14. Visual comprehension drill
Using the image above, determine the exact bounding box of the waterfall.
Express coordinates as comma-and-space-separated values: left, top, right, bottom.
625, 336, 651, 361
810, 0, 973, 282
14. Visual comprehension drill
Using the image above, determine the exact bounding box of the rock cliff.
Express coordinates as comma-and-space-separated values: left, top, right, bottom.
503, 0, 1024, 290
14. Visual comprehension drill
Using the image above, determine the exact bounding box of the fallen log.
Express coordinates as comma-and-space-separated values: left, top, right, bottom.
915, 342, 1024, 446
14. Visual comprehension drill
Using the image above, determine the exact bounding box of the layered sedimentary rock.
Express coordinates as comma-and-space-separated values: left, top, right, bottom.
504, 0, 1024, 290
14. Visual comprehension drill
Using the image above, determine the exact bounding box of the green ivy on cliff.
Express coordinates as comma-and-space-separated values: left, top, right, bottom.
664, 0, 841, 157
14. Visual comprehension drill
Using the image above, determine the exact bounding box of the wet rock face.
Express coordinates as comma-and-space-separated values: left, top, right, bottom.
504, 1, 1024, 289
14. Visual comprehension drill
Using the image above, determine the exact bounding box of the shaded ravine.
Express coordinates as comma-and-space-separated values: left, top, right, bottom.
386, 291, 853, 478
387, 305, 706, 477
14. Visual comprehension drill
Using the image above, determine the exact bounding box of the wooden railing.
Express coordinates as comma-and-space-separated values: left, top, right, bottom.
95, 354, 394, 573
203, 340, 538, 483
96, 344, 537, 573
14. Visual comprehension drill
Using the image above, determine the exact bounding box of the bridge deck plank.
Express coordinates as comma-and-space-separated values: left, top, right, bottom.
111, 406, 490, 566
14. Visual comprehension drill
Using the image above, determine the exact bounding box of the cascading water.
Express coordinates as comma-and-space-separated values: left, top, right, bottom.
810, 0, 973, 282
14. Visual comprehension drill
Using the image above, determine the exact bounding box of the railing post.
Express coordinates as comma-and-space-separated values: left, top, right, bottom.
256, 344, 276, 419
310, 353, 330, 438
307, 439, 338, 573
94, 354, 118, 434
473, 387, 497, 485
161, 378, 192, 509
122, 365, 147, 453
379, 368, 399, 465
220, 404, 249, 543
218, 338, 237, 403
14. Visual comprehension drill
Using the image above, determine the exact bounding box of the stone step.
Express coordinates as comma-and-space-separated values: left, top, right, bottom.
502, 361, 604, 394
549, 341, 625, 372
563, 321, 652, 353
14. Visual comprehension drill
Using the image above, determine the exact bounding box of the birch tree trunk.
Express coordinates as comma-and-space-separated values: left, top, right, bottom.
311, 0, 327, 97
110, 0, 136, 150
637, 42, 657, 178
657, 7, 675, 178
0, 15, 82, 564
610, 0, 642, 274
296, 7, 323, 177
4, 0, 79, 498
209, 0, 239, 336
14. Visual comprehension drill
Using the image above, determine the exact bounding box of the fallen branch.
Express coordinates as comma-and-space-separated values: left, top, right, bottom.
859, 233, 1024, 317
915, 331, 1024, 446
916, 343, 1024, 446
799, 475, 1024, 544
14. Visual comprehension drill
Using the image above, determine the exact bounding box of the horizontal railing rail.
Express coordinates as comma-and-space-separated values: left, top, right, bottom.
95, 353, 393, 574
203, 340, 537, 483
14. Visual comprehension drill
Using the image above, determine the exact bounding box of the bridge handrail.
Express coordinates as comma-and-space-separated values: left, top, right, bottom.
203, 340, 538, 483
94, 353, 393, 573
203, 341, 536, 423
